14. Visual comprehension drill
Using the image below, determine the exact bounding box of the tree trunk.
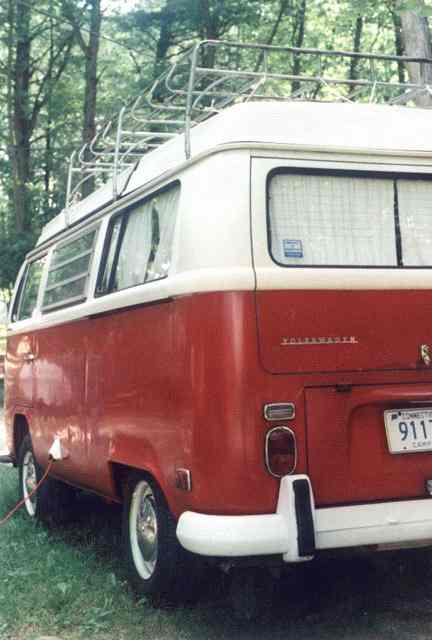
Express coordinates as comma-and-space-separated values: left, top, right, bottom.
391, 7, 406, 84
44, 0, 54, 213
348, 16, 364, 99
197, 0, 221, 68
12, 0, 32, 233
6, 0, 15, 215
291, 0, 307, 94
397, 0, 432, 107
254, 0, 291, 72
81, 0, 102, 199
153, 0, 176, 79
349, 17, 364, 79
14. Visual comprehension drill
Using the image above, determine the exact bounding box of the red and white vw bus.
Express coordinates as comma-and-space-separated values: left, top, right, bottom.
5, 80, 432, 604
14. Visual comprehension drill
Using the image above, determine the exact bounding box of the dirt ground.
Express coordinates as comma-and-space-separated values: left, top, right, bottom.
237, 548, 432, 640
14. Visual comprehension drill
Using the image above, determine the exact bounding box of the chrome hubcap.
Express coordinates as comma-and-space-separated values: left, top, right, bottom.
22, 450, 37, 517
130, 481, 158, 580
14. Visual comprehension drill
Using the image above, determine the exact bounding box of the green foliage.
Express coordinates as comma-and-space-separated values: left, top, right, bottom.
398, 0, 432, 14
0, 0, 430, 290
0, 231, 37, 295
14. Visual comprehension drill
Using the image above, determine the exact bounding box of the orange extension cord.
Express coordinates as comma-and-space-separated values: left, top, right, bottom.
0, 459, 54, 527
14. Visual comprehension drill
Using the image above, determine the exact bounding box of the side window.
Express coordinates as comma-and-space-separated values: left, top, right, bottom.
97, 183, 180, 295
99, 217, 122, 293
13, 256, 46, 322
42, 226, 98, 311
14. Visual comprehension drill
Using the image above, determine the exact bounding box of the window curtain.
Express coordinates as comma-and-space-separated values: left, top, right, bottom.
398, 180, 432, 267
115, 185, 180, 289
269, 174, 397, 267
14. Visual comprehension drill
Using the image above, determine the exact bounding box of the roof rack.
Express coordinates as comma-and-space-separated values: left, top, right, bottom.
65, 39, 432, 208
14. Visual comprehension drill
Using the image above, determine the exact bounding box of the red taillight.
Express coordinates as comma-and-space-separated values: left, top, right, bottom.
265, 427, 297, 477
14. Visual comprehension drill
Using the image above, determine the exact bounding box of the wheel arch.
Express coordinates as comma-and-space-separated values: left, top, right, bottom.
13, 414, 30, 463
110, 461, 170, 508
108, 435, 173, 507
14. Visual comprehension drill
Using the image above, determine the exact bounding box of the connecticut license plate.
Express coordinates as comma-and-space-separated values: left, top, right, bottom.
384, 408, 432, 454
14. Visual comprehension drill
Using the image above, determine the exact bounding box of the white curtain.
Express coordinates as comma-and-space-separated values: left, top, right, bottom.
147, 185, 180, 282
115, 185, 180, 289
269, 173, 397, 267
116, 202, 152, 289
398, 179, 432, 267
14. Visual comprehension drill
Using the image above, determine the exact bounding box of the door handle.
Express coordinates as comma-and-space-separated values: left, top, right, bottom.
23, 353, 36, 362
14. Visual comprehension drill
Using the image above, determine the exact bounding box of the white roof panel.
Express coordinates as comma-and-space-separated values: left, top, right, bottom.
38, 101, 432, 246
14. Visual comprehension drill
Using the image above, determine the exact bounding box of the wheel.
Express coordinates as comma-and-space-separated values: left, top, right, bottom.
122, 473, 201, 606
18, 434, 75, 524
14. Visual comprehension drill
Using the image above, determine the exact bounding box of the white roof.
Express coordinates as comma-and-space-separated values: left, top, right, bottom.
38, 101, 432, 246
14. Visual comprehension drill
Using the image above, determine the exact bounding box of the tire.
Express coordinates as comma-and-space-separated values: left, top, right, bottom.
18, 434, 75, 525
122, 473, 201, 606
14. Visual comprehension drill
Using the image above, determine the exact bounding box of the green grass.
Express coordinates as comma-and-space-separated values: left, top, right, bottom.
2, 461, 432, 640
0, 465, 230, 640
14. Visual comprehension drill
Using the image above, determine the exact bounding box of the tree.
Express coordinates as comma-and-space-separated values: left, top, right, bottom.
396, 0, 432, 106
62, 0, 103, 198
1, 0, 431, 294
7, 0, 75, 234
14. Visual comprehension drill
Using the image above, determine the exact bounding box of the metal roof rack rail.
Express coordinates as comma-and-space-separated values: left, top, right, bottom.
65, 39, 432, 209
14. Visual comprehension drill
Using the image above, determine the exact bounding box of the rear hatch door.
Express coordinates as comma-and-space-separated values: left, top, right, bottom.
306, 383, 432, 505
251, 157, 432, 505
252, 160, 432, 375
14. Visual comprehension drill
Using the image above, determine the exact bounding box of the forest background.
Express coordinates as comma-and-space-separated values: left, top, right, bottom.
0, 0, 432, 301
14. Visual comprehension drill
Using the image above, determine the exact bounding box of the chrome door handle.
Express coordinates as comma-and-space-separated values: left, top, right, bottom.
23, 353, 36, 362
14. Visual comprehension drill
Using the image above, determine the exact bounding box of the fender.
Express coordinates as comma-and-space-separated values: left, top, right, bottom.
8, 406, 34, 461
108, 434, 185, 517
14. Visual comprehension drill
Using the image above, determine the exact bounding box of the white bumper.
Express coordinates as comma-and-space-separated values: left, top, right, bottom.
176, 474, 432, 562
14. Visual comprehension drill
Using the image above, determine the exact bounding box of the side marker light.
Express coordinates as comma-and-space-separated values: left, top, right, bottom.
175, 468, 192, 492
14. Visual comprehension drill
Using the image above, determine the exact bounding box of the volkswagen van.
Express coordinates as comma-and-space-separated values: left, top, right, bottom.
4, 41, 432, 606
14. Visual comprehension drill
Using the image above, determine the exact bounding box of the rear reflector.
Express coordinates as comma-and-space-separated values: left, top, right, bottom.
175, 468, 192, 492
265, 427, 297, 477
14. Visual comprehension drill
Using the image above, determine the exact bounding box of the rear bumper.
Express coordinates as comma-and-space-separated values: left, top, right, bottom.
176, 475, 432, 561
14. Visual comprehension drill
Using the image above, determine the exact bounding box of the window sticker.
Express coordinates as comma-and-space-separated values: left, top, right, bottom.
283, 239, 303, 259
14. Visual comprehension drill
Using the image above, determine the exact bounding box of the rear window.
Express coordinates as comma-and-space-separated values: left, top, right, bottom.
267, 170, 432, 268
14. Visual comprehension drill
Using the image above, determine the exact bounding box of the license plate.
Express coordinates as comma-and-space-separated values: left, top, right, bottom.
384, 408, 432, 454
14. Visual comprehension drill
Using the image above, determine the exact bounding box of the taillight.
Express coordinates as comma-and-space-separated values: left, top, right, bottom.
265, 427, 297, 477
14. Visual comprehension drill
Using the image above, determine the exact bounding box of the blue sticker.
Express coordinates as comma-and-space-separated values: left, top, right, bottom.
283, 239, 303, 258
